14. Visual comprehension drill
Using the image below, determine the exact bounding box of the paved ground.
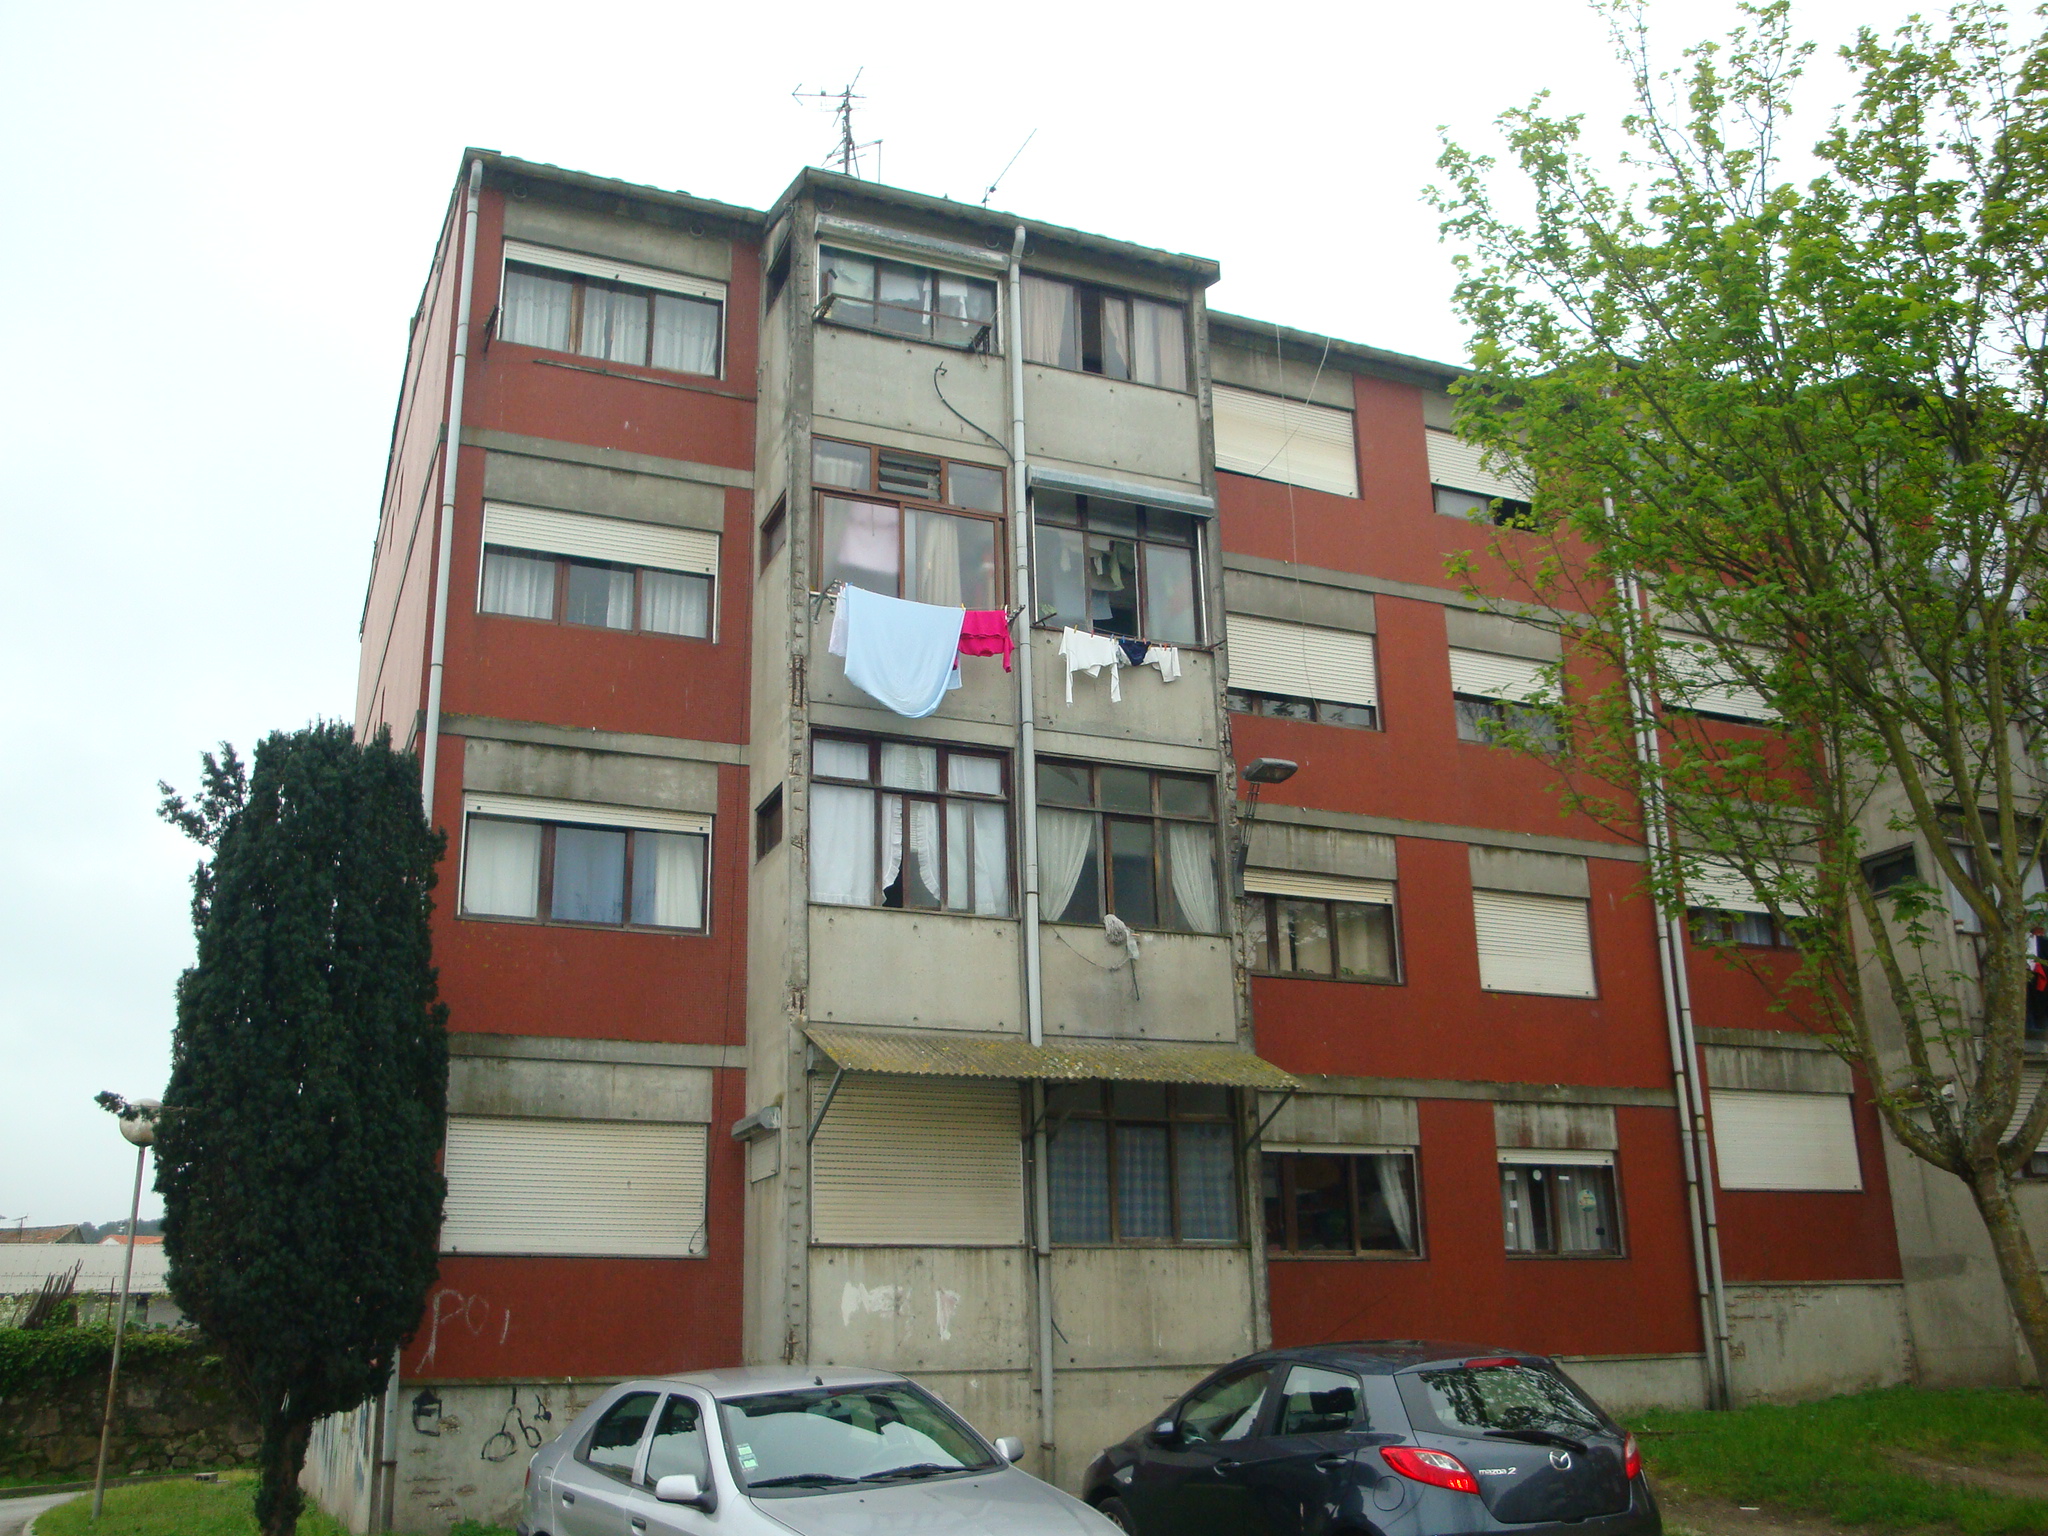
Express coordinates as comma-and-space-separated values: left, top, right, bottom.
0, 1491, 78, 1536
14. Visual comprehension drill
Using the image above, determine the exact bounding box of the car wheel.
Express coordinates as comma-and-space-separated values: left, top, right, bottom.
1096, 1495, 1138, 1532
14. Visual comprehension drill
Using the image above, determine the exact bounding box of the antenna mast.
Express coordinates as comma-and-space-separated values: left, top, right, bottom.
791, 71, 882, 179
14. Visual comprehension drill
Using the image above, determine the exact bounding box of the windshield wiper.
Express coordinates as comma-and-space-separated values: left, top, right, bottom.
748, 1473, 862, 1489
859, 1463, 970, 1484
1482, 1428, 1591, 1453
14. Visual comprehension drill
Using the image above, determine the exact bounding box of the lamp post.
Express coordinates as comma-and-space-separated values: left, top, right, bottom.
90, 1093, 160, 1522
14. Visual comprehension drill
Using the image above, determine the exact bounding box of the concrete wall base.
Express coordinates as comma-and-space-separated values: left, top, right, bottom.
1726, 1281, 1912, 1403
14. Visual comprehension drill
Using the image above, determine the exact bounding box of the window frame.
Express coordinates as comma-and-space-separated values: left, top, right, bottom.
1225, 688, 1380, 731
1262, 1149, 1423, 1259
1498, 1156, 1624, 1258
1245, 893, 1402, 983
1021, 273, 1190, 391
811, 437, 1008, 609
1687, 907, 1800, 949
478, 545, 716, 643
498, 256, 725, 379
1433, 483, 1537, 528
1046, 1083, 1241, 1247
459, 808, 711, 934
1035, 759, 1222, 933
1453, 693, 1560, 747
809, 733, 1013, 915
817, 245, 1000, 352
1030, 491, 1205, 644
579, 1389, 662, 1486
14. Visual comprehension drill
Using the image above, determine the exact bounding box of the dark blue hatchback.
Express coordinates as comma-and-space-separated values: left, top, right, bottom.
1082, 1340, 1661, 1536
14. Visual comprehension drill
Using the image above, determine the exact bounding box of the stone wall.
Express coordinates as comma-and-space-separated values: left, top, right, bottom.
0, 1331, 257, 1481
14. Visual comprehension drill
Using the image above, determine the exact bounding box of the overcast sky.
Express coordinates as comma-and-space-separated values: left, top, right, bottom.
0, 0, 1936, 1228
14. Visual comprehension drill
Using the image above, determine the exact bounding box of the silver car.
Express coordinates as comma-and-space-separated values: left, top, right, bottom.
515, 1365, 1118, 1536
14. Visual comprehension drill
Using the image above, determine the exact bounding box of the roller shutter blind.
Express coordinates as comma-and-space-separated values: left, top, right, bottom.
1427, 429, 1533, 502
811, 1076, 1025, 1245
1472, 890, 1596, 996
1243, 869, 1394, 905
1710, 1090, 1861, 1190
462, 794, 711, 837
441, 1117, 709, 1256
503, 239, 727, 303
1686, 857, 1809, 917
1448, 649, 1559, 704
1659, 631, 1775, 721
2003, 1065, 2048, 1152
1213, 386, 1359, 498
483, 503, 720, 576
1226, 615, 1378, 707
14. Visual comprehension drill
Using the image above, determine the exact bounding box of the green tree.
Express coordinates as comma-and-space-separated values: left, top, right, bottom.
156, 725, 448, 1535
1434, 1, 2048, 1378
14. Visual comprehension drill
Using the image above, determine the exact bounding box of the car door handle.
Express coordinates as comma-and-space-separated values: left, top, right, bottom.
630, 1521, 647, 1533
1214, 1459, 1242, 1473
559, 1490, 575, 1504
1316, 1455, 1352, 1469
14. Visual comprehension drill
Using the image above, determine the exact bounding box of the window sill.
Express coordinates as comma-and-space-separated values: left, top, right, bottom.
1503, 1250, 1627, 1261
457, 912, 709, 937
1042, 918, 1226, 940
817, 315, 1002, 358
1480, 988, 1600, 1000
1267, 1249, 1424, 1261
810, 900, 1018, 922
1249, 970, 1403, 987
478, 610, 716, 644
509, 347, 753, 402
1050, 1241, 1246, 1251
1030, 621, 1213, 652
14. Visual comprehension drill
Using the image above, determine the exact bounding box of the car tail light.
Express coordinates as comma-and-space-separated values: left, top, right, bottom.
1623, 1432, 1641, 1481
1380, 1445, 1480, 1495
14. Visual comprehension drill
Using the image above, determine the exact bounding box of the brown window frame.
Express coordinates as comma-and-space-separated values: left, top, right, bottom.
1046, 1083, 1240, 1247
1453, 694, 1560, 747
460, 815, 710, 934
1226, 689, 1379, 731
1262, 1150, 1422, 1258
1030, 492, 1203, 643
478, 546, 716, 642
1021, 275, 1190, 391
1687, 907, 1800, 950
1035, 760, 1220, 933
1245, 893, 1402, 983
499, 261, 724, 378
817, 246, 999, 351
1434, 484, 1536, 528
1499, 1160, 1624, 1258
809, 733, 1012, 915
811, 437, 1008, 609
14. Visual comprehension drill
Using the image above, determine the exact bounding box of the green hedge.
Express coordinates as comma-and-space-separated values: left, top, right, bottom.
0, 1326, 218, 1396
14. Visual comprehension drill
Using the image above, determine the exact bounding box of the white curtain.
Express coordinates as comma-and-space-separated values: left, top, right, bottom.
601, 567, 634, 628
1131, 299, 1186, 391
1022, 275, 1079, 368
634, 832, 705, 929
814, 738, 871, 779
947, 801, 1010, 916
463, 818, 541, 917
641, 570, 711, 637
1553, 1166, 1614, 1252
809, 784, 875, 905
906, 510, 964, 608
501, 268, 572, 351
1500, 1165, 1539, 1251
1038, 808, 1095, 921
481, 550, 554, 618
606, 289, 647, 363
1375, 1155, 1415, 1249
878, 745, 940, 901
652, 294, 719, 375
1167, 824, 1220, 932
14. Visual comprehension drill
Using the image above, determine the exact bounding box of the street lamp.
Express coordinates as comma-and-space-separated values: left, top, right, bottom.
90, 1092, 160, 1522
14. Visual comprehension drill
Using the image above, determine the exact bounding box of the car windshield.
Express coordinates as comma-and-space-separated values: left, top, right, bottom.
1398, 1364, 1607, 1439
718, 1384, 999, 1496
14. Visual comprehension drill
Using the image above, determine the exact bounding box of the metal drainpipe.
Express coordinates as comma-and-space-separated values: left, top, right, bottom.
1618, 557, 1734, 1408
1008, 224, 1057, 1472
419, 156, 484, 818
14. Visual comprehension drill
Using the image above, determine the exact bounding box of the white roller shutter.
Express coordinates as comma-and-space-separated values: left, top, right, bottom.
1686, 857, 1808, 917
1213, 386, 1359, 498
463, 793, 711, 836
1226, 615, 1378, 707
1710, 1090, 1861, 1191
2002, 1065, 2048, 1152
1659, 632, 1775, 721
442, 1117, 709, 1256
1243, 868, 1394, 905
1449, 649, 1559, 704
811, 1076, 1025, 1246
1427, 430, 1534, 501
1472, 890, 1596, 997
484, 503, 720, 576
503, 239, 727, 303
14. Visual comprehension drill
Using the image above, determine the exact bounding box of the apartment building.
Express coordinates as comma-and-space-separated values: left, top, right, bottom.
322, 149, 1975, 1532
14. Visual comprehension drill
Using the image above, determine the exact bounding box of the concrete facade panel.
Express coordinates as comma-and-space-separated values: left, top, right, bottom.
1029, 632, 1216, 750
1552, 1355, 1708, 1415
808, 1247, 1032, 1372
461, 737, 721, 813
503, 196, 734, 280
1263, 1093, 1418, 1147
808, 627, 1018, 728
1023, 367, 1203, 488
1050, 1248, 1255, 1369
1493, 1100, 1619, 1151
482, 449, 727, 531
812, 325, 1007, 451
1225, 569, 1377, 632
446, 1055, 714, 1123
809, 909, 1023, 1031
1246, 822, 1397, 881
1724, 1282, 1912, 1402
1040, 929, 1235, 1042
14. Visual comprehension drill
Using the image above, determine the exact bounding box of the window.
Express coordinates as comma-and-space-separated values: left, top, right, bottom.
759, 494, 787, 574
1243, 874, 1400, 983
1427, 428, 1535, 526
808, 737, 1010, 915
810, 1076, 1024, 1245
754, 786, 783, 860
1022, 275, 1187, 390
813, 438, 1004, 608
1263, 1151, 1419, 1256
500, 242, 723, 377
642, 1395, 711, 1490
1472, 889, 1596, 997
1036, 761, 1219, 932
1434, 484, 1536, 527
1225, 616, 1378, 726
1212, 386, 1359, 497
1034, 492, 1201, 643
1455, 696, 1560, 746
1175, 1367, 1270, 1443
461, 797, 709, 932
1689, 908, 1798, 948
1048, 1083, 1239, 1245
1863, 846, 1920, 895
1450, 648, 1561, 746
1657, 630, 1776, 721
1499, 1155, 1620, 1255
583, 1391, 659, 1482
441, 1118, 710, 1257
479, 505, 718, 641
1711, 1090, 1861, 1190
820, 247, 997, 349
1274, 1365, 1367, 1435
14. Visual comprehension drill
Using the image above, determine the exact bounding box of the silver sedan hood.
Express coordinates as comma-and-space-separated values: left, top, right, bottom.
749, 1468, 1110, 1536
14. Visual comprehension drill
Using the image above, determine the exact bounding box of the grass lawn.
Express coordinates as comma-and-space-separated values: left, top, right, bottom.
1635, 1386, 2048, 1534
30, 1472, 518, 1536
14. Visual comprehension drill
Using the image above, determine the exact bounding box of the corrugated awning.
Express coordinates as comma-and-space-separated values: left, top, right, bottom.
805, 1027, 1300, 1090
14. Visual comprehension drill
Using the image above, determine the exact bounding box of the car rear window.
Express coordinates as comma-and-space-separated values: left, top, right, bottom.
1397, 1362, 1607, 1439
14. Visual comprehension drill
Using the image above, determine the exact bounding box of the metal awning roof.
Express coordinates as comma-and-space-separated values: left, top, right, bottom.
805, 1027, 1300, 1090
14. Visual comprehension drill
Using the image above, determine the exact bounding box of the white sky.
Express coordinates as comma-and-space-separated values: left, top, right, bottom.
0, 0, 1935, 1227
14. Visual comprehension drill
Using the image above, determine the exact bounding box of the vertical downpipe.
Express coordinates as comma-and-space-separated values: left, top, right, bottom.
1619, 556, 1734, 1408
1008, 225, 1057, 1474
419, 157, 484, 819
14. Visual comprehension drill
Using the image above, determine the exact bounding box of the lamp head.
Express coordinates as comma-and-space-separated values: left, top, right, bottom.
1241, 758, 1299, 786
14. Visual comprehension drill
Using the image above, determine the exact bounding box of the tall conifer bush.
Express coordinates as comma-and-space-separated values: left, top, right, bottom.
156, 724, 448, 1536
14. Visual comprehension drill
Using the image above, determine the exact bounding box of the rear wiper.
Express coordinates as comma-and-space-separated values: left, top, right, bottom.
859, 1463, 964, 1484
749, 1473, 861, 1488
1482, 1428, 1591, 1453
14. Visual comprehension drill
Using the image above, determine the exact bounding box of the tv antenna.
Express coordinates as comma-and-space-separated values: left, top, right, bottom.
792, 72, 882, 180
981, 129, 1037, 206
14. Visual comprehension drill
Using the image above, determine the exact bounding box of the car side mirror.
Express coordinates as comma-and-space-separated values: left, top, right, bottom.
654, 1474, 714, 1511
993, 1435, 1026, 1464
1148, 1420, 1181, 1446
